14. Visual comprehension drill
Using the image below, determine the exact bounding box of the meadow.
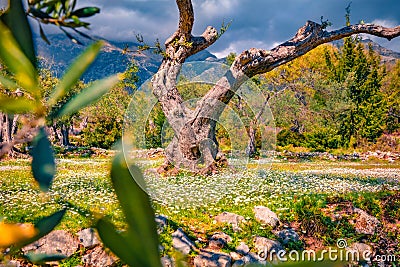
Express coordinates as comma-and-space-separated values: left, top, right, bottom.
1, 155, 399, 264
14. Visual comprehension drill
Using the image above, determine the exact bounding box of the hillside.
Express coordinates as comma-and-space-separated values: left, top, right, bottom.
35, 34, 218, 84
36, 34, 400, 85
331, 38, 400, 64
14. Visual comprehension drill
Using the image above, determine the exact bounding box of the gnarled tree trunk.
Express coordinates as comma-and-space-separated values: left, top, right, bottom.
152, 0, 400, 174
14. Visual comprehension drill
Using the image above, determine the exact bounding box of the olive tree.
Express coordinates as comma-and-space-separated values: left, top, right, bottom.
152, 0, 400, 173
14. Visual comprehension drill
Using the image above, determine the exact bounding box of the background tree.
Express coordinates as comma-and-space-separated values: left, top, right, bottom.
326, 37, 386, 146
265, 46, 340, 151
39, 68, 86, 147
80, 85, 131, 149
382, 60, 400, 133
80, 61, 138, 149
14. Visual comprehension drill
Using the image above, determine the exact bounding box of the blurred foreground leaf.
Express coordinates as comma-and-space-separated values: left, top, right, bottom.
25, 253, 67, 264
0, 0, 36, 67
96, 218, 139, 265
31, 127, 56, 192
0, 21, 38, 96
96, 153, 161, 267
0, 95, 36, 113
34, 209, 66, 240
18, 209, 67, 249
0, 209, 66, 249
0, 222, 37, 248
0, 75, 19, 90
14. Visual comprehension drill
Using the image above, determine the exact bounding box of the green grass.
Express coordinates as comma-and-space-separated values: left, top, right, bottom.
1, 156, 399, 264
0, 158, 124, 231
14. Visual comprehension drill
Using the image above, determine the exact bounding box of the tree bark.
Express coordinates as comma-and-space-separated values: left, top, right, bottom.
0, 112, 4, 143
152, 0, 400, 173
60, 123, 70, 147
11, 114, 19, 139
245, 94, 270, 158
4, 114, 13, 143
52, 123, 60, 143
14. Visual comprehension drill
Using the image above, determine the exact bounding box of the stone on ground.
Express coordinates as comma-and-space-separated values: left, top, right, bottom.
352, 208, 380, 235
77, 228, 100, 248
22, 230, 79, 257
214, 212, 245, 232
172, 228, 196, 255
193, 250, 231, 267
253, 236, 283, 261
208, 232, 232, 250
232, 252, 270, 267
155, 214, 168, 234
346, 242, 373, 265
82, 246, 117, 267
274, 228, 300, 245
236, 242, 250, 255
253, 206, 280, 228
161, 255, 174, 267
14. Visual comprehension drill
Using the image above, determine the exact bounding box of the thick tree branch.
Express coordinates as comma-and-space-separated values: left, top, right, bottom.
189, 26, 218, 57
165, 0, 193, 45
165, 0, 217, 61
153, 0, 217, 135
235, 21, 400, 77
176, 0, 194, 37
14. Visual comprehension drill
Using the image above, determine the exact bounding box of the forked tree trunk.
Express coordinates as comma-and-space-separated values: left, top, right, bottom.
152, 0, 400, 174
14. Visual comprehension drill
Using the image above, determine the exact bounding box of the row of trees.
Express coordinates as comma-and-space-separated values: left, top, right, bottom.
0, 60, 137, 153
270, 36, 400, 151
1, 37, 399, 155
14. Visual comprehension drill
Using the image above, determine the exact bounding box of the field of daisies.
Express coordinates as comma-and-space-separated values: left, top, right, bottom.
1, 155, 399, 233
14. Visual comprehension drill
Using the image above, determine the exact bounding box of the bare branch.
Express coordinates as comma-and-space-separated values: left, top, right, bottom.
165, 0, 217, 61
189, 26, 218, 56
192, 20, 400, 129
255, 93, 270, 122
165, 0, 194, 46
176, 0, 194, 36
235, 21, 400, 77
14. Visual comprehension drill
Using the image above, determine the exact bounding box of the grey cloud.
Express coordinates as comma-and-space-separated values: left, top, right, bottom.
56, 0, 400, 55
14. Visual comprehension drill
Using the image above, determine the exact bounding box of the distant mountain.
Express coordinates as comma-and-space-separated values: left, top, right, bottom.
36, 34, 399, 85
360, 39, 400, 64
35, 34, 221, 84
331, 38, 400, 65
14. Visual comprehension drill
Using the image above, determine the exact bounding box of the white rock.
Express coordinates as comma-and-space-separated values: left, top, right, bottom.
22, 230, 79, 257
194, 250, 231, 267
77, 228, 100, 248
236, 242, 250, 255
172, 228, 196, 255
253, 206, 280, 228
214, 212, 245, 232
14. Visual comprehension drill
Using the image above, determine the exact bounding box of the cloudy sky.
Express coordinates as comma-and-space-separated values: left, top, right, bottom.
73, 0, 400, 57
3, 0, 400, 57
